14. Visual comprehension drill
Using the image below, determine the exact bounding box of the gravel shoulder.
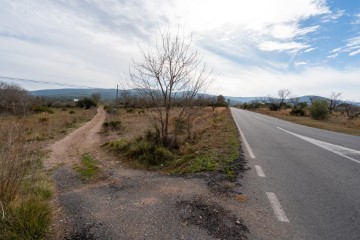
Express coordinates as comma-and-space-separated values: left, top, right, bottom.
46, 107, 249, 239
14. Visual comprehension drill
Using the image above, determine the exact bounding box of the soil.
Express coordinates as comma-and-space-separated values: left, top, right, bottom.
46, 107, 249, 240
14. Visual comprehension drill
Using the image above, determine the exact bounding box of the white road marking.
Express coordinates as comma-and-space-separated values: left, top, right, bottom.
266, 192, 289, 223
231, 109, 256, 158
277, 127, 360, 165
254, 165, 266, 177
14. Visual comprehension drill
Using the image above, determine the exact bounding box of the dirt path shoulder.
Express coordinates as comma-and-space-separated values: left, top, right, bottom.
46, 107, 248, 240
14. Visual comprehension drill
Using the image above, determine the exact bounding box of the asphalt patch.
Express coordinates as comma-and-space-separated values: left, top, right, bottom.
177, 197, 248, 240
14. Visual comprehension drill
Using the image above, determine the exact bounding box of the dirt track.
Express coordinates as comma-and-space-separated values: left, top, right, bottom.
46, 107, 248, 240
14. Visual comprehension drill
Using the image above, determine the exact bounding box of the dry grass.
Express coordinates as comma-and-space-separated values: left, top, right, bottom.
105, 107, 241, 177
256, 108, 360, 136
0, 108, 96, 143
0, 107, 96, 239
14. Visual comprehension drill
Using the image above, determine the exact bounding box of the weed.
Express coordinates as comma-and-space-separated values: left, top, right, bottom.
32, 105, 54, 114
290, 108, 305, 116
38, 117, 49, 123
75, 153, 100, 180
0, 198, 51, 239
103, 120, 122, 132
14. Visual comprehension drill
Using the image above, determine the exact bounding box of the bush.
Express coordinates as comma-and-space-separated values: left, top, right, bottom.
32, 105, 53, 114
76, 98, 97, 109
102, 121, 122, 132
0, 198, 51, 239
69, 110, 75, 114
268, 103, 279, 111
310, 100, 329, 120
126, 108, 134, 113
109, 137, 173, 166
290, 108, 305, 116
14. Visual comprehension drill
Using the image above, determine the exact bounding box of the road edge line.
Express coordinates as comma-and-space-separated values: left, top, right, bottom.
230, 108, 256, 159
266, 192, 289, 223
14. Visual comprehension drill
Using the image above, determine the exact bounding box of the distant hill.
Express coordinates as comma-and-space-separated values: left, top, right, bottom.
30, 88, 360, 106
31, 88, 120, 100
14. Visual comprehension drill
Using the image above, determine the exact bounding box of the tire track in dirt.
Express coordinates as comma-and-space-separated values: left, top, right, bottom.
45, 107, 106, 170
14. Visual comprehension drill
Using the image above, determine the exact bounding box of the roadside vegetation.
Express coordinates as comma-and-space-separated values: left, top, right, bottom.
238, 89, 360, 136
0, 81, 98, 239
103, 30, 242, 179
75, 153, 103, 181
104, 106, 241, 178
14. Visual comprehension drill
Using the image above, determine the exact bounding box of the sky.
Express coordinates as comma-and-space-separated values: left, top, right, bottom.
0, 0, 359, 101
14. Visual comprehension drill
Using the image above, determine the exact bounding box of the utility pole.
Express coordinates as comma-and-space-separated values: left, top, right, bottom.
116, 84, 118, 105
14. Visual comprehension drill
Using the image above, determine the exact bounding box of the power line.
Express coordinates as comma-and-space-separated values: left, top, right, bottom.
0, 76, 96, 89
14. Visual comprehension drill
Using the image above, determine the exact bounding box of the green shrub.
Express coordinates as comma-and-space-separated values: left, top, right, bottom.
119, 139, 173, 166
0, 198, 51, 239
32, 105, 53, 114
69, 110, 75, 114
290, 108, 305, 116
310, 100, 329, 120
109, 139, 130, 151
75, 153, 100, 180
76, 98, 97, 109
103, 120, 122, 132
126, 108, 134, 113
268, 103, 279, 111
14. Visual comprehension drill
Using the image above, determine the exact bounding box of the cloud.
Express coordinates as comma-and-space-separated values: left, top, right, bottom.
329, 36, 360, 57
294, 61, 308, 66
349, 49, 360, 56
258, 41, 309, 52
327, 53, 339, 58
304, 47, 316, 53
321, 9, 345, 23
351, 13, 360, 24
1, 0, 359, 101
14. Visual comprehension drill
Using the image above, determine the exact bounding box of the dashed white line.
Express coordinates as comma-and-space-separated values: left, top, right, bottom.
230, 109, 256, 159
277, 127, 360, 165
254, 165, 266, 177
266, 192, 289, 223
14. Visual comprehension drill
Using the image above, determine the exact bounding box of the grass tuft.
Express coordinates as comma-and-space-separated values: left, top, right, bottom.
75, 153, 101, 180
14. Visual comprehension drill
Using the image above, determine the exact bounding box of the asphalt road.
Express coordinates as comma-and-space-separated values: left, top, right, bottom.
230, 108, 360, 240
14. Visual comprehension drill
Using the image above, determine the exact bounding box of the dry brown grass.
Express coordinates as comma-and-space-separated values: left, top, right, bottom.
256, 108, 360, 136
106, 107, 241, 176
0, 108, 96, 143
0, 107, 96, 239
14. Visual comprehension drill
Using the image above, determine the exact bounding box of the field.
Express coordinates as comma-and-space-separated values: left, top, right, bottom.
0, 108, 96, 239
104, 107, 242, 178
255, 108, 360, 136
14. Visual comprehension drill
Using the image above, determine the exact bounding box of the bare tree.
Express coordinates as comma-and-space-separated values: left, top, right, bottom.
0, 82, 32, 116
289, 95, 300, 108
328, 92, 342, 113
278, 89, 291, 110
338, 102, 360, 118
130, 30, 212, 146
91, 92, 101, 103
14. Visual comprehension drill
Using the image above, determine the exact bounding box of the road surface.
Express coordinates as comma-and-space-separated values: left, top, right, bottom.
231, 108, 360, 240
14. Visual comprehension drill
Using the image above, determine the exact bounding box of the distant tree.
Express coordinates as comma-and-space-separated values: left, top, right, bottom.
338, 102, 360, 118
91, 92, 101, 102
310, 100, 329, 120
216, 95, 227, 107
77, 97, 97, 109
267, 96, 279, 111
278, 89, 291, 110
0, 81, 32, 116
327, 92, 342, 113
289, 95, 300, 108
